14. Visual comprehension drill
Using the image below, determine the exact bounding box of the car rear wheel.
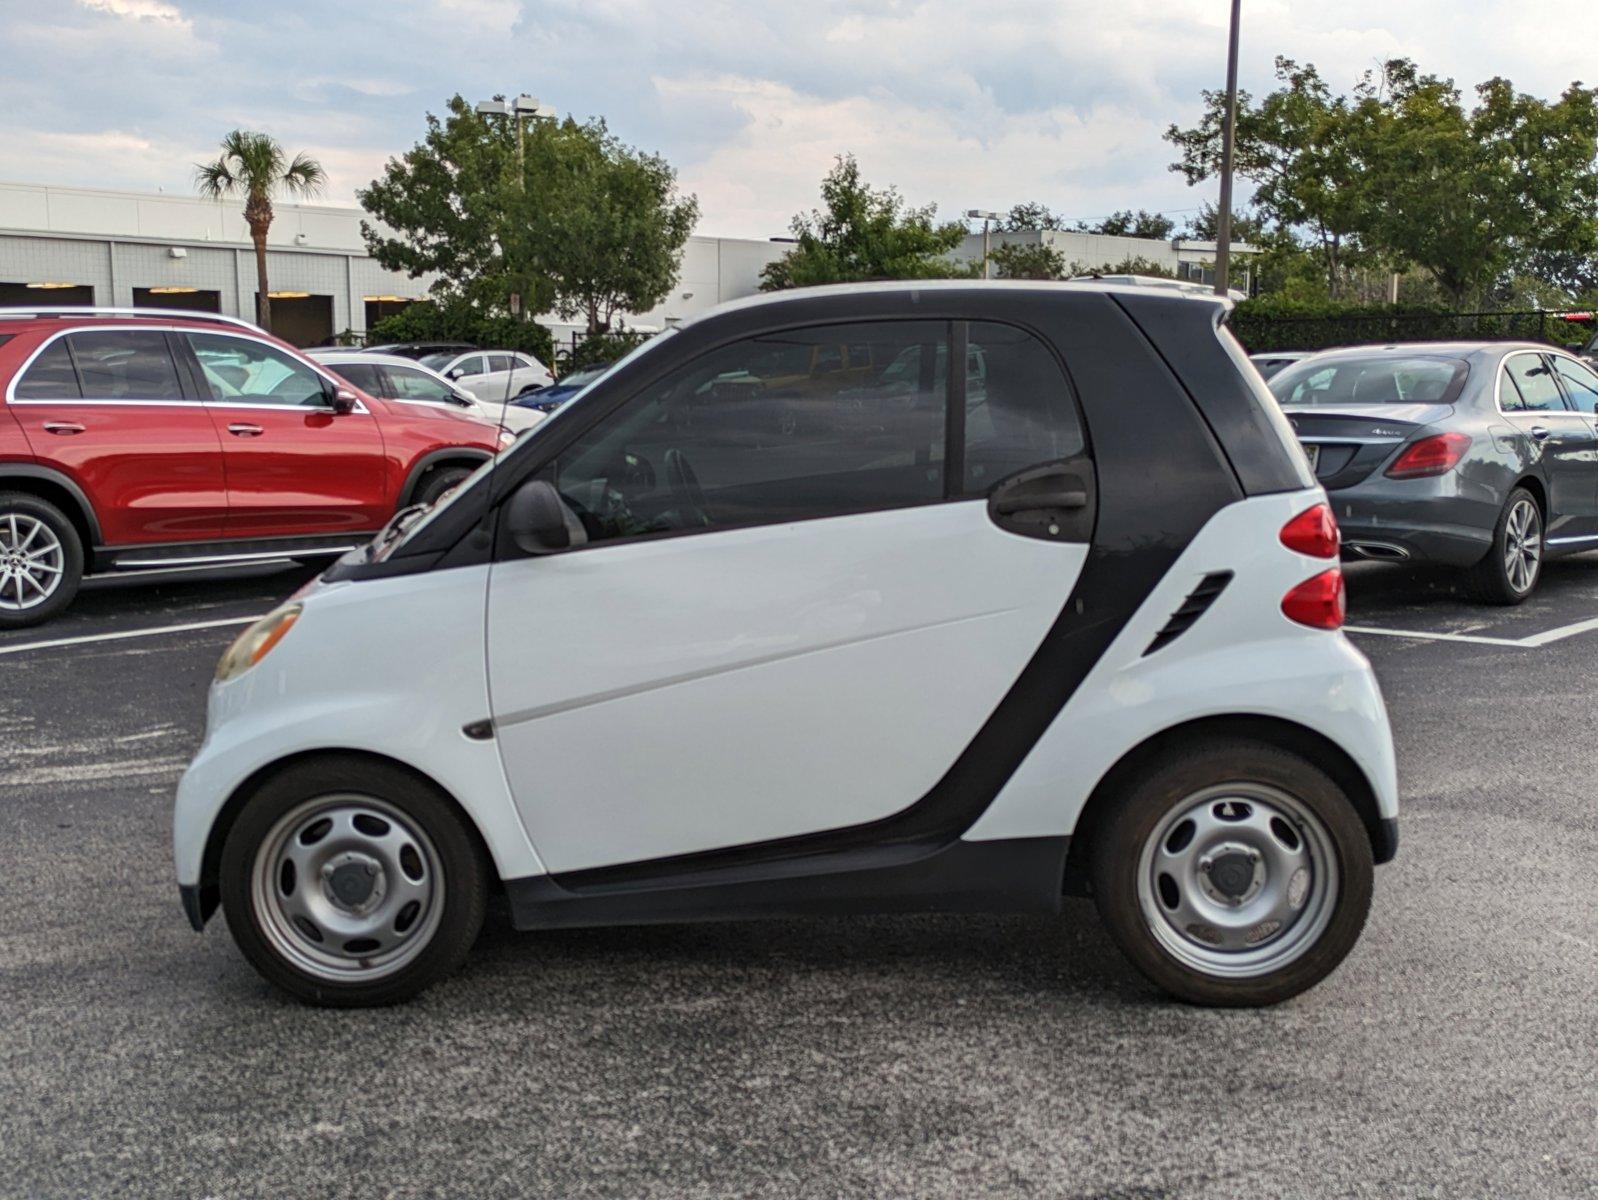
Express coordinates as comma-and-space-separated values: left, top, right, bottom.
0, 492, 84, 629
1468, 487, 1542, 605
219, 757, 488, 1007
1090, 739, 1374, 1007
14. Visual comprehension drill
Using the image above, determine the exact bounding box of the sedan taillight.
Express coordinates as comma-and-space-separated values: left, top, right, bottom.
1386, 432, 1471, 479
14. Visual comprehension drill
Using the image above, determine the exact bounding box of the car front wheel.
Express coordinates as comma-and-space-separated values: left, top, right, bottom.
1091, 739, 1374, 1007
219, 757, 487, 1007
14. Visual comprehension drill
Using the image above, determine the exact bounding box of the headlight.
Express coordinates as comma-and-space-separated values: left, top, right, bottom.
498, 427, 518, 448
216, 604, 302, 683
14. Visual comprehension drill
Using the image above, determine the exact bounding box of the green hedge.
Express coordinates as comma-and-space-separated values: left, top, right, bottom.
367, 301, 555, 367
1230, 298, 1594, 353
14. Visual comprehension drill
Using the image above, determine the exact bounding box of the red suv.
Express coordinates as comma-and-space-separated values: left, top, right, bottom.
0, 308, 509, 627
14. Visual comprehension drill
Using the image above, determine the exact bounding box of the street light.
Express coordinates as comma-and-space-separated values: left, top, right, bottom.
1214, 0, 1242, 297
475, 93, 558, 179
967, 209, 1001, 280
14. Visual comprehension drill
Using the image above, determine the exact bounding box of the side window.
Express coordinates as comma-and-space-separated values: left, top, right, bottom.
331, 362, 387, 396
189, 333, 327, 407
1504, 355, 1565, 413
962, 322, 1085, 494
550, 321, 948, 545
1553, 356, 1598, 414
67, 331, 183, 400
386, 366, 455, 403
454, 355, 486, 377
483, 354, 511, 373
14, 339, 82, 400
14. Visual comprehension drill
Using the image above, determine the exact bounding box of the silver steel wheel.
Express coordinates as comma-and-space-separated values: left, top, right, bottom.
1504, 496, 1542, 595
1136, 782, 1341, 979
0, 512, 65, 612
250, 795, 445, 984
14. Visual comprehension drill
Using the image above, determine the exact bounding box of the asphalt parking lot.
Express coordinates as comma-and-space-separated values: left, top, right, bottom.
1, 560, 1595, 1198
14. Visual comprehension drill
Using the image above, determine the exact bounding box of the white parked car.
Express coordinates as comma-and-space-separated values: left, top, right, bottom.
420, 349, 553, 423
310, 349, 544, 434
174, 281, 1398, 1009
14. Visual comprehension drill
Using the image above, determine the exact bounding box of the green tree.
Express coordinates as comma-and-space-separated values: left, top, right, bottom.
360, 97, 696, 333
1167, 58, 1368, 296
1079, 208, 1176, 240
989, 241, 1066, 280
194, 130, 325, 332
1352, 62, 1598, 306
761, 155, 973, 290
999, 201, 1066, 231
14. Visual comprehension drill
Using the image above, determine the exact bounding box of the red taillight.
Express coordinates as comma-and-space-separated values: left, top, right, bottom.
1280, 503, 1340, 558
1385, 432, 1471, 480
1281, 568, 1346, 630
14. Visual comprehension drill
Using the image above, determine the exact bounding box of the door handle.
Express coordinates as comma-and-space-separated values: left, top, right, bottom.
227, 423, 264, 438
43, 421, 85, 435
1530, 425, 1551, 441
992, 488, 1089, 515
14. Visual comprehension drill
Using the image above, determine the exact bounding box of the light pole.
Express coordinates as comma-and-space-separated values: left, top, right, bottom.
967, 210, 1001, 279
475, 94, 557, 319
1213, 0, 1242, 297
475, 94, 557, 186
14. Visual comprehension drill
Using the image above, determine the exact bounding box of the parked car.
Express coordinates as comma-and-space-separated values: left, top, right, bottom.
362, 341, 478, 361
175, 281, 1398, 1009
511, 363, 611, 416
421, 350, 553, 405
1270, 341, 1598, 602
1250, 350, 1316, 380
308, 350, 483, 417
310, 350, 543, 434
0, 307, 513, 627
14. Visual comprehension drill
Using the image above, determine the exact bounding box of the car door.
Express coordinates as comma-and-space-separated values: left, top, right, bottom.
1547, 354, 1598, 545
1500, 351, 1598, 539
447, 354, 493, 400
185, 331, 389, 538
486, 318, 1094, 874
6, 327, 227, 544
506, 353, 551, 394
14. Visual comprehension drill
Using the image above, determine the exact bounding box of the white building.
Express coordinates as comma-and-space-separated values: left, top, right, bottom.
957, 229, 1255, 294
0, 180, 789, 348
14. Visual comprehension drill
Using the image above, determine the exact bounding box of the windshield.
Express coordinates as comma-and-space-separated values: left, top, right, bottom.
381, 331, 675, 557
1270, 355, 1468, 406
418, 352, 456, 371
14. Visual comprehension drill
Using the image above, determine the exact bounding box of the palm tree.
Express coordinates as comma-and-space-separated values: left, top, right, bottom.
195, 130, 326, 332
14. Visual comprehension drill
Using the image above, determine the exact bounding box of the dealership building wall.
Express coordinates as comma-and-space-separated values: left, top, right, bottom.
0, 181, 788, 348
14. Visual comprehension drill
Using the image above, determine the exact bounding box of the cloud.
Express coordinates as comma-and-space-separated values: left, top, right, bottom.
2, 0, 1595, 239
76, 0, 189, 27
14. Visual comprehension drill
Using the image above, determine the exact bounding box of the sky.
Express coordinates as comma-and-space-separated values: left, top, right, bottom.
0, 0, 1591, 240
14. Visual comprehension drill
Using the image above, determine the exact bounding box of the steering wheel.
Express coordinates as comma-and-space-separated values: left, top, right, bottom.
663, 449, 711, 528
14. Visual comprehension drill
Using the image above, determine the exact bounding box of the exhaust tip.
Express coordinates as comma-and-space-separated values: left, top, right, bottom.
1346, 541, 1410, 561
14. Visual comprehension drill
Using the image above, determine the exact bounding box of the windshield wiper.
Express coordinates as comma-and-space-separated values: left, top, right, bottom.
370, 502, 429, 559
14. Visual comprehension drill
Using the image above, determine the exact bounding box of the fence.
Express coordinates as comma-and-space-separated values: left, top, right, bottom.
1230, 308, 1597, 354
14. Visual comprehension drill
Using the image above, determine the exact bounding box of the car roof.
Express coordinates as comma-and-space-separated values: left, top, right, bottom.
678, 279, 1231, 333
309, 349, 443, 370
0, 307, 267, 336
1297, 340, 1552, 362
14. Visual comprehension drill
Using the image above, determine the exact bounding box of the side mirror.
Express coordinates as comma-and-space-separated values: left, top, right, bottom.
1566, 342, 1585, 353
502, 478, 586, 555
447, 367, 466, 381
321, 378, 358, 413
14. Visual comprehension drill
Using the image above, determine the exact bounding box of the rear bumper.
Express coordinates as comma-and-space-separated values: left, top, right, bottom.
1327, 481, 1495, 568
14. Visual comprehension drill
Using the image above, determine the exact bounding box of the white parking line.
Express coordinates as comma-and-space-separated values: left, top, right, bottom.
1346, 614, 1598, 649
0, 614, 263, 657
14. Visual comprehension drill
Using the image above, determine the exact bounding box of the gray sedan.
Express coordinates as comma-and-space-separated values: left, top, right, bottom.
1270, 342, 1598, 604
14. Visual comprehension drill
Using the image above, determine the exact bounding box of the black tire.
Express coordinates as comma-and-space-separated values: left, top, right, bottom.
0, 490, 85, 629
413, 465, 473, 507
219, 757, 488, 1007
1467, 486, 1542, 605
1090, 739, 1375, 1008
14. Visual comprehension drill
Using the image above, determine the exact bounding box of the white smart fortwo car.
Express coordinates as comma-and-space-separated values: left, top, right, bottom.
174, 282, 1398, 1009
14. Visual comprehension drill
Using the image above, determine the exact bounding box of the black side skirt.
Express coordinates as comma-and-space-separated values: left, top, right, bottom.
505, 837, 1071, 931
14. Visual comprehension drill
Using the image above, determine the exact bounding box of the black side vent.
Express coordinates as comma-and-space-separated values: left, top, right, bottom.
1144, 571, 1233, 656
